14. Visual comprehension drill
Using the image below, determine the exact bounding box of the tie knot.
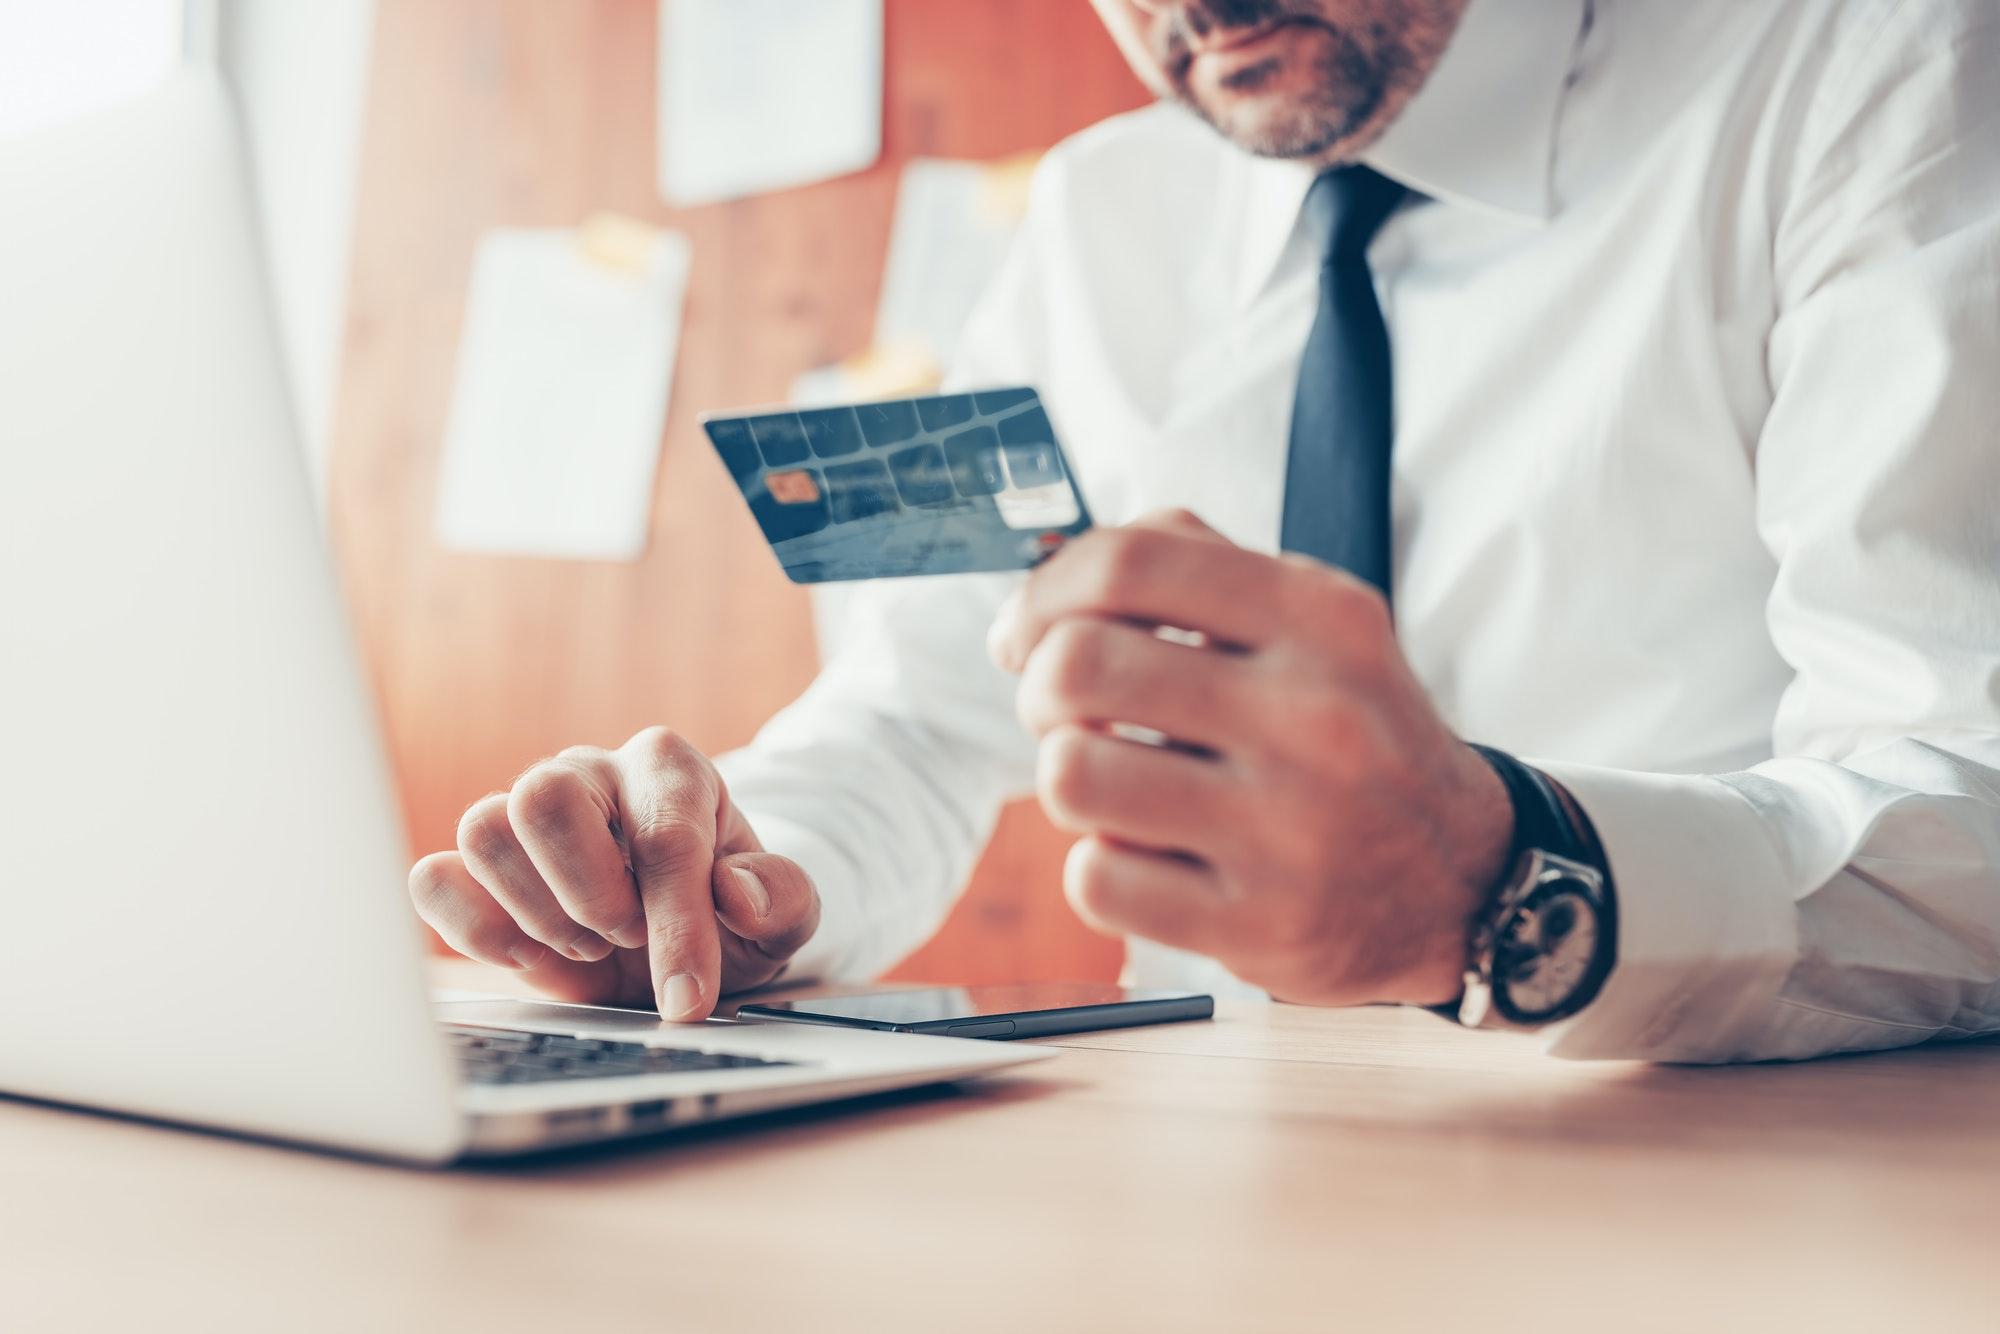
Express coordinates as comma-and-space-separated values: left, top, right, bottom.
1311, 165, 1406, 260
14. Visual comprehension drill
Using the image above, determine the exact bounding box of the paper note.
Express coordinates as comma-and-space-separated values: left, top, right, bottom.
789, 155, 1041, 408
435, 220, 691, 561
790, 156, 1038, 659
657, 0, 883, 208
789, 339, 943, 408
874, 156, 1036, 373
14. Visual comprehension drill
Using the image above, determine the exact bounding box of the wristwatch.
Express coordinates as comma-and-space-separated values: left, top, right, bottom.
1439, 746, 1618, 1030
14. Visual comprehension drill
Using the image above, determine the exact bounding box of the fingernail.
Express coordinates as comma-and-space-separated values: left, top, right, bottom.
566, 930, 613, 963
508, 943, 549, 970
661, 972, 703, 1020
607, 918, 648, 951
731, 866, 770, 919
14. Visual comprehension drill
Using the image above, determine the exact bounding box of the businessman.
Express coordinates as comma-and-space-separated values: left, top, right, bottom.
410, 0, 2000, 1061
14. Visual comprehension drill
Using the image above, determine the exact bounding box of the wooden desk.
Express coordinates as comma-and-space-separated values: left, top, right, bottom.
5, 966, 1996, 1332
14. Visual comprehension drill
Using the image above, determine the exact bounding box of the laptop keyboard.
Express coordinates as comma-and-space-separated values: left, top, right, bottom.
445, 1026, 798, 1086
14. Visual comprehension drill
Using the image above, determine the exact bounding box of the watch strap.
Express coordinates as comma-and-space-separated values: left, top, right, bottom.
1426, 746, 1617, 1026
1468, 743, 1591, 871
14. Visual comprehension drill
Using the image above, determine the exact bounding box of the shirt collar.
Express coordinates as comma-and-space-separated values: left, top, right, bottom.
1230, 0, 1589, 307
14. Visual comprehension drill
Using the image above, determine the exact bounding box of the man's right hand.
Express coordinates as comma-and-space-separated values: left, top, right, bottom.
408, 727, 820, 1021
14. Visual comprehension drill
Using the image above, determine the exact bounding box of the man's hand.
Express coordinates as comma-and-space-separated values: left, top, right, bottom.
408, 728, 820, 1020
989, 510, 1512, 1007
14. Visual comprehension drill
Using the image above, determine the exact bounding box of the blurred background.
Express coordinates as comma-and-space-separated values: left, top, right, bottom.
6, 0, 1152, 985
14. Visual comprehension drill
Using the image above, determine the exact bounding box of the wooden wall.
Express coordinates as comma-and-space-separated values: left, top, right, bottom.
329, 0, 1151, 984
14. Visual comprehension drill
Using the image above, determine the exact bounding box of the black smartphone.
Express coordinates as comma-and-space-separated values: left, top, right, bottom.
735, 983, 1214, 1039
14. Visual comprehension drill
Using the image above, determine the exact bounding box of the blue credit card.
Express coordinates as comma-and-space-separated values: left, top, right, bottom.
701, 387, 1093, 583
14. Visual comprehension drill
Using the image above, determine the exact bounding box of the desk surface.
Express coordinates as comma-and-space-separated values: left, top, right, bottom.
6, 965, 1997, 1333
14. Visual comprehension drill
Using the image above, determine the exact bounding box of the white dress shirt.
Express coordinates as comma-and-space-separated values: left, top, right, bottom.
717, 0, 2000, 1062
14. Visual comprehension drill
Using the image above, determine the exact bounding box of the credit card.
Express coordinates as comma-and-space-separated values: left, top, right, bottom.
701, 387, 1093, 582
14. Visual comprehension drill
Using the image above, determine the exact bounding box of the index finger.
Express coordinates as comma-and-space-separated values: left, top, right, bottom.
991, 512, 1281, 672
615, 729, 724, 1021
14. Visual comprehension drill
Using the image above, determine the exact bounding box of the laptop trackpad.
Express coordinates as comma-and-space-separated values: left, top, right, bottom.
434, 996, 730, 1037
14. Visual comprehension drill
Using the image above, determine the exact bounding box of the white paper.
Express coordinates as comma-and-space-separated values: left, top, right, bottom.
796, 158, 1033, 662
657, 0, 882, 207
435, 227, 690, 561
874, 158, 1028, 372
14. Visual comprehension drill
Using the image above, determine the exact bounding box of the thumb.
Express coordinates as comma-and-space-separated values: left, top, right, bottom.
712, 851, 822, 988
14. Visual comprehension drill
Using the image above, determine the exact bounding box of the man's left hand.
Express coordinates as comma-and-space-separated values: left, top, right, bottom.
988, 509, 1513, 1007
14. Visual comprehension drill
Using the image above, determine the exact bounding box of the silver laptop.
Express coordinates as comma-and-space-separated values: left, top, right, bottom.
0, 72, 1047, 1164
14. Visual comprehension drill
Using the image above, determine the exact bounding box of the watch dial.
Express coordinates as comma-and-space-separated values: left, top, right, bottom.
1494, 886, 1599, 1022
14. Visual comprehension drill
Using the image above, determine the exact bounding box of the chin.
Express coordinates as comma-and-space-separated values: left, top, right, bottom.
1172, 14, 1414, 162
1185, 58, 1370, 161
1210, 96, 1306, 148
1198, 92, 1358, 161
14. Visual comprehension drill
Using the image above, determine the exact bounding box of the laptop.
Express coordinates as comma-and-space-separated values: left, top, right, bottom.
0, 71, 1048, 1164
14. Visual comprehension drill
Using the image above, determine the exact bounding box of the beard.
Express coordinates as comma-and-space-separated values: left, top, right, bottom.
1156, 0, 1426, 161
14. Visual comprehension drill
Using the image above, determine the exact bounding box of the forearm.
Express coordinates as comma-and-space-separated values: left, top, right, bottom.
714, 576, 1035, 985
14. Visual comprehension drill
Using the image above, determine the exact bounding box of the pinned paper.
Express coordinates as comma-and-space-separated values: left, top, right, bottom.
790, 155, 1042, 406
435, 216, 691, 561
875, 155, 1039, 374
787, 156, 1041, 663
790, 339, 943, 408
657, 0, 883, 208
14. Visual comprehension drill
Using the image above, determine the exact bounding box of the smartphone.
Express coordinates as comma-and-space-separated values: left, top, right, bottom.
735, 983, 1214, 1039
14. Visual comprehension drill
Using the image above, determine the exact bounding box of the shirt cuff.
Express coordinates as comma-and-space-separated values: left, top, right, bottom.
1530, 761, 1799, 1062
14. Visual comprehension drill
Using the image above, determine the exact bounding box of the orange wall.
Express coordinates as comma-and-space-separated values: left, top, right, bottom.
330, 0, 1152, 984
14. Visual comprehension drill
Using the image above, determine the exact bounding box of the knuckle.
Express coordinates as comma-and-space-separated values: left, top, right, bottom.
1275, 559, 1325, 615
1042, 618, 1109, 703
1037, 725, 1101, 825
629, 724, 697, 767
1093, 529, 1158, 605
1319, 569, 1390, 634
624, 727, 720, 808
455, 797, 515, 866
626, 817, 708, 878
1096, 528, 1160, 604
1139, 505, 1203, 535
555, 873, 633, 928
508, 763, 585, 837
1062, 838, 1122, 925
1278, 568, 1392, 673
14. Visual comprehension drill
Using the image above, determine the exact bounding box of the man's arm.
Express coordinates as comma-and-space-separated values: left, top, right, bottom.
711, 569, 1036, 984
985, 6, 2000, 1063
409, 158, 1062, 1006
1539, 2, 2000, 1061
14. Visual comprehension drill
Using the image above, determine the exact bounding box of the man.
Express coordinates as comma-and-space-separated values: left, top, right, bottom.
410, 0, 2000, 1062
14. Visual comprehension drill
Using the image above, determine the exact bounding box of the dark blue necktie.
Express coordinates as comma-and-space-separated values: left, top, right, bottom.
1280, 166, 1407, 598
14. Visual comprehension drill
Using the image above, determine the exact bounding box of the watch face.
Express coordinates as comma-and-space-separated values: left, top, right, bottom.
1492, 881, 1601, 1024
